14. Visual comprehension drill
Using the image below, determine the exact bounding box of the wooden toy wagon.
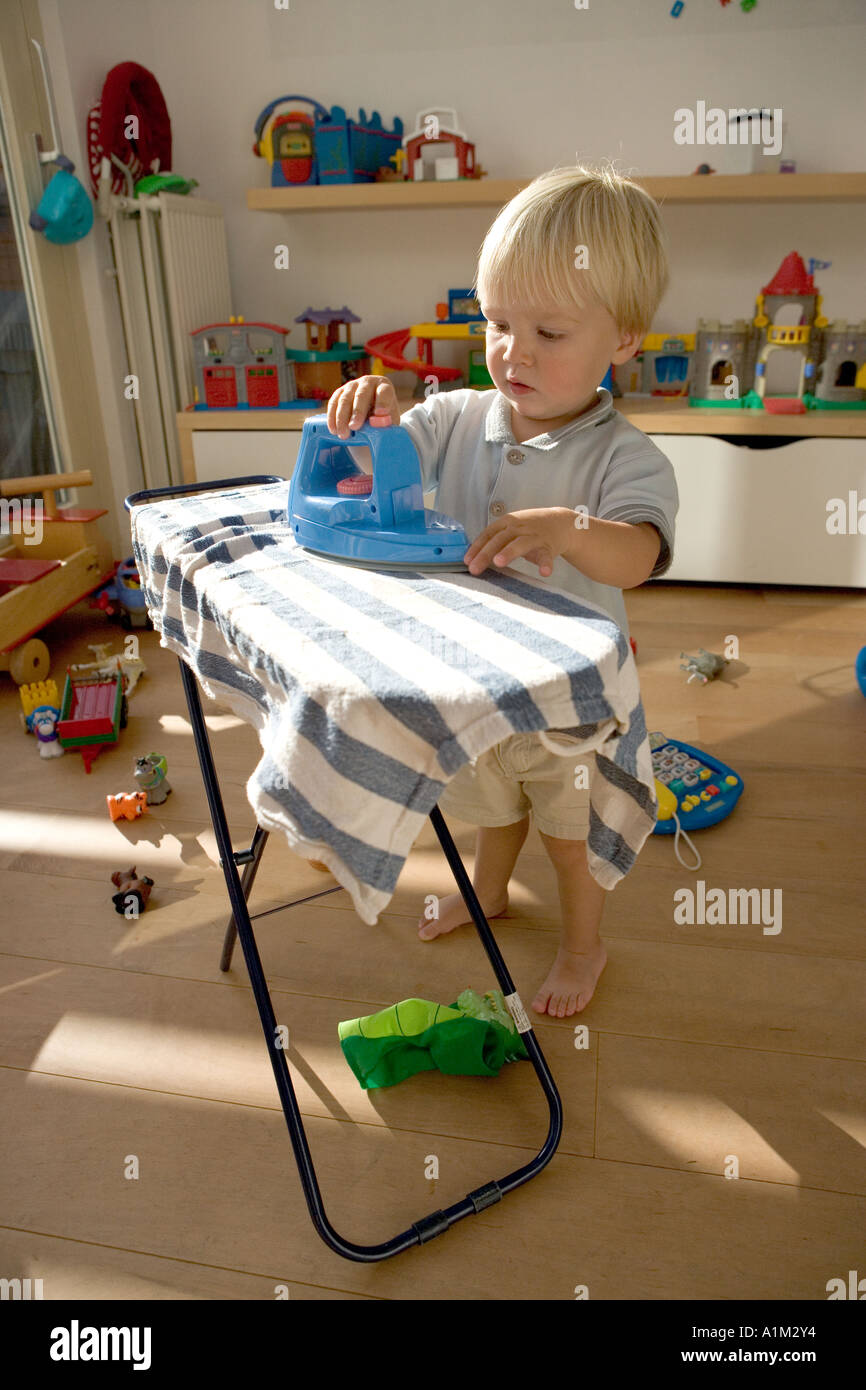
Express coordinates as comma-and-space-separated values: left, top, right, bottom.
0, 471, 116, 684
56, 669, 128, 772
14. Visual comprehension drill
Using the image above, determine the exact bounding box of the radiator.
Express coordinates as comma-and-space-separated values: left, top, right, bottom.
106, 191, 232, 490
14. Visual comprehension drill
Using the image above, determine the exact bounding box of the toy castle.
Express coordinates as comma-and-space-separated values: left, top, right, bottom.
689, 251, 866, 413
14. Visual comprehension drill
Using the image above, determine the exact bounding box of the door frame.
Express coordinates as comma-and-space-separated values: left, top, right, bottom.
0, 0, 119, 552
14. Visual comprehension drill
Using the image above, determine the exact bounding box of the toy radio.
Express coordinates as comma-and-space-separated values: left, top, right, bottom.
649, 732, 744, 868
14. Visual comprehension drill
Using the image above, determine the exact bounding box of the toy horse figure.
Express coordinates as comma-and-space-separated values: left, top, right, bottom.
134, 752, 172, 804
680, 648, 728, 685
111, 866, 154, 916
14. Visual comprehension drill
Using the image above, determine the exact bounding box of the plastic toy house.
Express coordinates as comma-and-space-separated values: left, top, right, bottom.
614, 334, 694, 398
253, 95, 404, 186
190, 318, 299, 410
286, 307, 370, 400
640, 334, 694, 396
402, 108, 484, 181
689, 252, 866, 412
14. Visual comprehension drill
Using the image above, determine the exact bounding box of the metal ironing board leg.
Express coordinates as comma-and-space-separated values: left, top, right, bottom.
177, 655, 564, 1262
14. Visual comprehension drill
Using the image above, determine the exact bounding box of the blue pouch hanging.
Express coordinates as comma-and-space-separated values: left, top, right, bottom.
29, 155, 94, 245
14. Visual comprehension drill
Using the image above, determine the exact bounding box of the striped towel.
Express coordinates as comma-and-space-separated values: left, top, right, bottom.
129, 480, 657, 923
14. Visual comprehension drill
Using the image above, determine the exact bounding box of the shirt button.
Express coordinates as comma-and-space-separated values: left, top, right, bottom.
506, 449, 524, 465
490, 501, 505, 516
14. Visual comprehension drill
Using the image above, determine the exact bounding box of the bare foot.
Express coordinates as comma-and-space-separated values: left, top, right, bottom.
531, 942, 607, 1017
418, 889, 509, 941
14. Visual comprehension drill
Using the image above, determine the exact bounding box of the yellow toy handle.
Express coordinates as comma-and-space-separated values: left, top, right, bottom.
654, 778, 678, 820
655, 778, 702, 870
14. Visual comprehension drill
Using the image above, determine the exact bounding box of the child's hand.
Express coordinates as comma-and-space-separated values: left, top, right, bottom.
465, 508, 576, 577
327, 375, 400, 438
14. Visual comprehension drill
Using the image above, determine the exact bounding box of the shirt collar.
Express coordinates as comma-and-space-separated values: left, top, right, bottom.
485, 387, 615, 450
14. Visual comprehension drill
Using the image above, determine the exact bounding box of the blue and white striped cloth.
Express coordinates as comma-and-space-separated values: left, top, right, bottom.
129, 480, 657, 923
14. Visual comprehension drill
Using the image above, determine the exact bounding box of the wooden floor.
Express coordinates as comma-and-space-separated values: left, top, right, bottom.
1, 583, 864, 1301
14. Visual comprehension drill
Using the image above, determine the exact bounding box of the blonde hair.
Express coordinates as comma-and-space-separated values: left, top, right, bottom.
474, 163, 669, 337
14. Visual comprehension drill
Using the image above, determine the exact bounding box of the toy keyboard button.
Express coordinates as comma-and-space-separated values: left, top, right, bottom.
656, 770, 673, 784
682, 773, 699, 787
699, 768, 711, 780
725, 775, 738, 786
684, 759, 700, 771
707, 784, 720, 796
704, 800, 723, 812
700, 791, 713, 802
669, 779, 685, 794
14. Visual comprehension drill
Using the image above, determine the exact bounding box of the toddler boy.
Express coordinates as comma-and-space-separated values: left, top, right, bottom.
326, 164, 678, 1018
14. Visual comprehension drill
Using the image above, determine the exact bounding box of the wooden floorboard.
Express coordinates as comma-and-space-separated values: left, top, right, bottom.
0, 590, 863, 1300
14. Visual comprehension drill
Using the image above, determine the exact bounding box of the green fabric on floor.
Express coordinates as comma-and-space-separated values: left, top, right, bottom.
338, 989, 528, 1090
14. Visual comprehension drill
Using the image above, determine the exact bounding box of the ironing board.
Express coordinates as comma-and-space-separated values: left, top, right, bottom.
125, 474, 657, 1263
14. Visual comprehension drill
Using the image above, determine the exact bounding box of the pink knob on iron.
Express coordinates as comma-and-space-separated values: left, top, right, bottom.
336, 475, 373, 495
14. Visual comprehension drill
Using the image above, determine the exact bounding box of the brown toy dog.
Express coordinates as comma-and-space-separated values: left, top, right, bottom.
111, 866, 154, 916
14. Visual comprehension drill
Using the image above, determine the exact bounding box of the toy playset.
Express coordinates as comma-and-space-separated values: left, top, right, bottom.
289, 411, 470, 570
253, 96, 404, 186
286, 308, 371, 400
1, 471, 116, 684
191, 310, 371, 409
252, 97, 485, 187
615, 252, 866, 413
56, 670, 128, 772
366, 288, 492, 396
191, 317, 302, 410
400, 108, 486, 183
615, 333, 696, 398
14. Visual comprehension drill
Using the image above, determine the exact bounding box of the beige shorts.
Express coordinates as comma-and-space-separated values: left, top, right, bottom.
438, 734, 595, 840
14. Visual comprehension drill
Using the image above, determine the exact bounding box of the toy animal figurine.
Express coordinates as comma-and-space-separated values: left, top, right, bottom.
680, 648, 729, 685
19, 680, 64, 755
107, 791, 148, 822
30, 704, 65, 757
111, 866, 154, 916
134, 752, 171, 804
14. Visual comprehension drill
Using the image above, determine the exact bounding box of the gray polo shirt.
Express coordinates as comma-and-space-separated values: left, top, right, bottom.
399, 387, 678, 640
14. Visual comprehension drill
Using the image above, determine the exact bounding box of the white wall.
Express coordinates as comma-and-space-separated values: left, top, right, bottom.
39, 0, 866, 505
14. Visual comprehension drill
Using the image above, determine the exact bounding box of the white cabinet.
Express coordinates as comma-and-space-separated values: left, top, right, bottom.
191, 431, 301, 485
649, 434, 866, 586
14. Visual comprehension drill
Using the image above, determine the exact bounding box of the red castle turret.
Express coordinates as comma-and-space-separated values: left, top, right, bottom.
761, 251, 816, 297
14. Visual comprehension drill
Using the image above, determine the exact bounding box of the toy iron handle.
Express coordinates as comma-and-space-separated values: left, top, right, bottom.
125, 475, 283, 511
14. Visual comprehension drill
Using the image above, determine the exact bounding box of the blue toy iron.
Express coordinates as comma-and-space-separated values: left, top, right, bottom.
288, 412, 470, 570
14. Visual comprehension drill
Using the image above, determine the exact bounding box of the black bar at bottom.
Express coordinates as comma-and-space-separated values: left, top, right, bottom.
178, 654, 564, 1261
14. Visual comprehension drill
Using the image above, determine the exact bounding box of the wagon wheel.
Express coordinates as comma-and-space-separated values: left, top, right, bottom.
9, 638, 50, 685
